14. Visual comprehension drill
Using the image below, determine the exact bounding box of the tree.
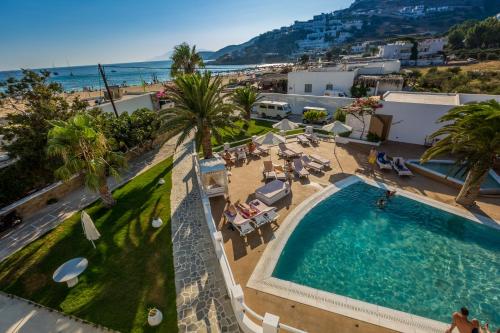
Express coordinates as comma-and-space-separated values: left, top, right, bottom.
350, 83, 369, 98
0, 70, 87, 202
47, 114, 126, 207
231, 86, 260, 120
170, 43, 205, 77
159, 71, 239, 159
343, 98, 383, 139
421, 100, 500, 206
448, 29, 465, 49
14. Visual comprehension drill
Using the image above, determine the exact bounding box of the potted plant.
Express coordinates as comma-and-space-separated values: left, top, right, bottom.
148, 307, 163, 326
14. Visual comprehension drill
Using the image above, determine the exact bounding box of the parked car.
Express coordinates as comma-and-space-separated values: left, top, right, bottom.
0, 210, 22, 235
302, 106, 332, 125
254, 101, 292, 119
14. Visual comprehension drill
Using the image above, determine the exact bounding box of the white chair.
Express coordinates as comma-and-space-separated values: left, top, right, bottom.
297, 134, 310, 146
293, 158, 310, 178
309, 154, 330, 168
278, 143, 302, 159
392, 157, 413, 176
223, 205, 255, 236
301, 155, 323, 172
376, 152, 392, 170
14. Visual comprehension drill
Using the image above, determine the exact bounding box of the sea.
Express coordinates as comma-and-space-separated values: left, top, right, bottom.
0, 60, 260, 92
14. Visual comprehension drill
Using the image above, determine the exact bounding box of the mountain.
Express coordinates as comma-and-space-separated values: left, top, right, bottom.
211, 0, 500, 64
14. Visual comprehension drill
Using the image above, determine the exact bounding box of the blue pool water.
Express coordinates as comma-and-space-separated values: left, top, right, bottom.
273, 182, 500, 326
409, 161, 500, 189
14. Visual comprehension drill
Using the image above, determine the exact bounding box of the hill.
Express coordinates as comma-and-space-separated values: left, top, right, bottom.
212, 0, 500, 64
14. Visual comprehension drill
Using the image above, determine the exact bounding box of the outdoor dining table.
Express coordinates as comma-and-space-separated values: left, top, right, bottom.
53, 257, 88, 287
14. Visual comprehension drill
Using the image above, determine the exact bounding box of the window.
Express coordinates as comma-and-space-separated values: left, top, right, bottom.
277, 106, 283, 110
268, 105, 275, 110
326, 83, 333, 91
259, 104, 267, 109
304, 84, 312, 93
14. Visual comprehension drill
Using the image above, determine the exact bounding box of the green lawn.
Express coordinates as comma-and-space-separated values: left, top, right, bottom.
0, 157, 177, 333
211, 119, 278, 146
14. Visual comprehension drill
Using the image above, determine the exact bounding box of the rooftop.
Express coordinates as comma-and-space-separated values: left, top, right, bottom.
383, 91, 460, 105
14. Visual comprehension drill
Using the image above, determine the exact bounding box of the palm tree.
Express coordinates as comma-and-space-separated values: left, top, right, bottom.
421, 100, 500, 206
47, 114, 126, 207
160, 71, 238, 159
170, 43, 205, 77
232, 86, 260, 120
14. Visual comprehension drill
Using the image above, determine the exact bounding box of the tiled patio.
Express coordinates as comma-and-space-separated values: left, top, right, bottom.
209, 138, 500, 333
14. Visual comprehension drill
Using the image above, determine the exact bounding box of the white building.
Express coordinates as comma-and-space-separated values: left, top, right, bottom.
378, 38, 447, 66
288, 60, 401, 96
93, 93, 158, 115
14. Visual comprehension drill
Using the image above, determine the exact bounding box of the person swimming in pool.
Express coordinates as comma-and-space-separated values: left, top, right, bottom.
377, 198, 386, 208
386, 190, 396, 199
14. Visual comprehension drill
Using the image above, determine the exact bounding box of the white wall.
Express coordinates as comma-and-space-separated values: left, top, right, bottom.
459, 94, 500, 104
260, 93, 355, 115
287, 71, 357, 96
97, 93, 155, 115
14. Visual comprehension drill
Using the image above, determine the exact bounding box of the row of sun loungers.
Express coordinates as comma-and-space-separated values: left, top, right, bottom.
223, 199, 280, 236
376, 152, 413, 176
263, 161, 287, 181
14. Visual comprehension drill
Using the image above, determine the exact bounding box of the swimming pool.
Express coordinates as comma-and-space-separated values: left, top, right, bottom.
407, 160, 500, 194
248, 176, 500, 332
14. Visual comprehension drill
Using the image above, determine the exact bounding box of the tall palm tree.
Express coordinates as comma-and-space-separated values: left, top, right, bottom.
170, 43, 205, 77
421, 100, 500, 206
160, 71, 238, 159
232, 86, 260, 120
47, 114, 126, 207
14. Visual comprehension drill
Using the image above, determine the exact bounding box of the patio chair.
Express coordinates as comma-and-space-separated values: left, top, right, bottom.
254, 142, 270, 155
249, 199, 279, 223
376, 152, 392, 170
309, 154, 330, 168
255, 180, 291, 205
237, 202, 275, 227
278, 143, 302, 159
293, 158, 310, 178
263, 161, 277, 180
304, 132, 319, 144
236, 148, 247, 162
392, 157, 413, 176
297, 134, 310, 146
301, 155, 323, 172
273, 164, 288, 181
223, 204, 255, 236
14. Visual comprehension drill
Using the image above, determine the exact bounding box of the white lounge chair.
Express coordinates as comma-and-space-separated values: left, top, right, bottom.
297, 134, 310, 146
223, 205, 255, 236
238, 201, 277, 227
249, 199, 279, 223
376, 152, 392, 170
273, 164, 287, 181
255, 180, 291, 205
236, 148, 246, 161
293, 158, 310, 178
392, 157, 413, 176
301, 155, 323, 172
304, 132, 319, 144
309, 154, 330, 168
278, 143, 302, 159
262, 161, 277, 180
254, 142, 270, 155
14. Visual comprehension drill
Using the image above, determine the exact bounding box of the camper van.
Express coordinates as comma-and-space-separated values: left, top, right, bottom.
254, 101, 292, 119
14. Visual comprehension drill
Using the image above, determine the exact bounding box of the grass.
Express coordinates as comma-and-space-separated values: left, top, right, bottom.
408, 60, 500, 74
0, 157, 177, 333
211, 119, 278, 146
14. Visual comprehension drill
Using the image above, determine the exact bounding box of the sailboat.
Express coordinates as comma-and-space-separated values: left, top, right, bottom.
66, 57, 74, 76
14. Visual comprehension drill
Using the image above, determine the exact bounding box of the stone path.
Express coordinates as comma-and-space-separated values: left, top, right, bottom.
0, 292, 113, 333
170, 141, 239, 333
0, 139, 176, 262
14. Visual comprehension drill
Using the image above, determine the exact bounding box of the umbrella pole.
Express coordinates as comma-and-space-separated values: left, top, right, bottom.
91, 240, 96, 249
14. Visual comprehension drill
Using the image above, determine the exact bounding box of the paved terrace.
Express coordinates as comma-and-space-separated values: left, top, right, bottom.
209, 139, 500, 333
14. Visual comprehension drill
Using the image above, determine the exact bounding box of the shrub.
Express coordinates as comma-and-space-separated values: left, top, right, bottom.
303, 109, 328, 123
338, 131, 351, 138
334, 108, 346, 122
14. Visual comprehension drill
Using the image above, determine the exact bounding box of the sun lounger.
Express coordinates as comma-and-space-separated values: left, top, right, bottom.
301, 155, 323, 172
273, 164, 288, 181
223, 205, 255, 236
238, 201, 277, 227
263, 161, 277, 180
278, 143, 302, 159
392, 157, 413, 176
293, 158, 310, 178
376, 152, 392, 170
254, 142, 270, 155
255, 179, 291, 205
297, 134, 310, 146
304, 132, 319, 144
249, 199, 279, 223
309, 154, 330, 168
236, 148, 246, 161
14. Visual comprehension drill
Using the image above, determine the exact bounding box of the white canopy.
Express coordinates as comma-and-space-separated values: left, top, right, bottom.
254, 132, 286, 145
81, 211, 101, 248
321, 121, 353, 135
272, 119, 299, 131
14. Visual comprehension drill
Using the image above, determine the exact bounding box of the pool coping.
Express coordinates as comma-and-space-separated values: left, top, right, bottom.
406, 159, 500, 193
247, 175, 500, 333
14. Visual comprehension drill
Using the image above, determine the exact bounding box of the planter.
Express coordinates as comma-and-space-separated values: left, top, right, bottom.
151, 218, 163, 228
334, 135, 381, 146
148, 308, 163, 326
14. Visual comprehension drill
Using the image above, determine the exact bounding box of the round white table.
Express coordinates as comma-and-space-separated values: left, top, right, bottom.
53, 257, 88, 287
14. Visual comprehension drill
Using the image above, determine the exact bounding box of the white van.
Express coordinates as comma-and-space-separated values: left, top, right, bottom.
254, 101, 292, 119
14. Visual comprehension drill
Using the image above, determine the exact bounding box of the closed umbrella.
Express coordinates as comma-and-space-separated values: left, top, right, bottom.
254, 132, 286, 145
322, 121, 353, 169
81, 210, 101, 248
272, 119, 299, 136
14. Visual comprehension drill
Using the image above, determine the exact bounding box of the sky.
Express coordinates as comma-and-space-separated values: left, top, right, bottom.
0, 0, 353, 71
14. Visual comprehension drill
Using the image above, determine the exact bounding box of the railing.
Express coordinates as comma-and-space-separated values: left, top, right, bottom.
192, 150, 307, 333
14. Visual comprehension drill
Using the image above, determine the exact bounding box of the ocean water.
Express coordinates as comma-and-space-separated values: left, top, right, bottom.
273, 181, 500, 326
409, 161, 500, 189
0, 60, 257, 92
